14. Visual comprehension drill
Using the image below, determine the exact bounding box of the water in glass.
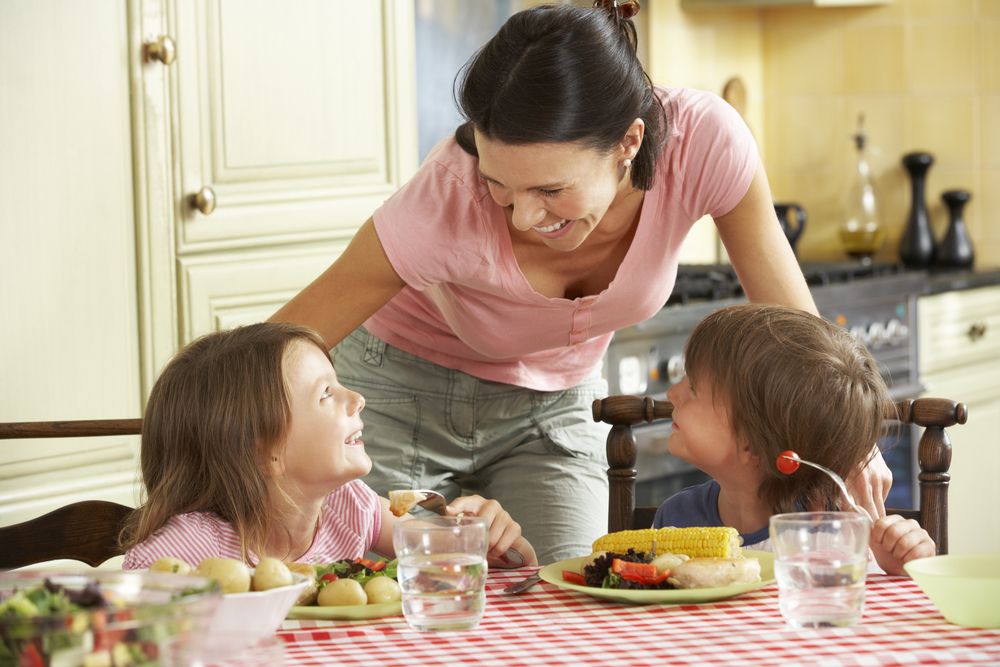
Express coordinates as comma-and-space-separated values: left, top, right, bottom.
397, 552, 487, 631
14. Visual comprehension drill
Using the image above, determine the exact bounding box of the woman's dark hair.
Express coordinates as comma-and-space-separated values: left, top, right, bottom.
454, 3, 666, 191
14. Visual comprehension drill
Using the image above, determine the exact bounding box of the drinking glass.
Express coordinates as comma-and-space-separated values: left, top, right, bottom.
770, 511, 871, 628
393, 515, 488, 631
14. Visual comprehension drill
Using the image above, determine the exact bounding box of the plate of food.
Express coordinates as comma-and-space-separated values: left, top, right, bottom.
285, 557, 404, 620
537, 527, 775, 605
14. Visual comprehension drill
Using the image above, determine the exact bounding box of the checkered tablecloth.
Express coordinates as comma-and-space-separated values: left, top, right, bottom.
270, 568, 1000, 666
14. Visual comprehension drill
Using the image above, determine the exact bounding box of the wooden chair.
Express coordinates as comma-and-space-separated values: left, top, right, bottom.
593, 396, 967, 555
0, 419, 141, 569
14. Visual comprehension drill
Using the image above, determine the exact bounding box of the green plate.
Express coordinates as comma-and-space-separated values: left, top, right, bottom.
537, 549, 775, 605
286, 600, 402, 620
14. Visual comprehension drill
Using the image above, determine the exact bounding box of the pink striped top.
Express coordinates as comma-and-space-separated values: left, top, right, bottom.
122, 480, 382, 569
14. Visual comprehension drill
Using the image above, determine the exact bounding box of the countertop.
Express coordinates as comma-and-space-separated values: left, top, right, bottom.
923, 265, 1000, 295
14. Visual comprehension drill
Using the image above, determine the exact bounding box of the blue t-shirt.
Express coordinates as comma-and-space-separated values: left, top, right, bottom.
652, 480, 770, 548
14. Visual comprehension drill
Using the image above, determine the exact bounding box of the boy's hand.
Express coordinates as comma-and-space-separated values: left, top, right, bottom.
446, 495, 538, 568
846, 444, 891, 520
870, 514, 935, 576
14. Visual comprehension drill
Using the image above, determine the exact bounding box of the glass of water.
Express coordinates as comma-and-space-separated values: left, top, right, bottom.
393, 515, 489, 631
770, 511, 871, 628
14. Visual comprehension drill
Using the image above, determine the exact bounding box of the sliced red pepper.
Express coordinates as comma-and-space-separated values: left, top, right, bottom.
320, 572, 339, 583
611, 558, 669, 585
561, 570, 586, 585
358, 558, 386, 572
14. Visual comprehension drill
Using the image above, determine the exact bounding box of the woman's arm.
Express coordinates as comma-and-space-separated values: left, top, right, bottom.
713, 163, 818, 315
269, 217, 406, 348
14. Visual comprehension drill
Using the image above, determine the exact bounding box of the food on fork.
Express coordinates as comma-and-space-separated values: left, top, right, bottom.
286, 562, 318, 605
389, 489, 428, 517
592, 526, 744, 559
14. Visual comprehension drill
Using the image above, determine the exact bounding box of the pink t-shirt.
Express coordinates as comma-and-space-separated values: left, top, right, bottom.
122, 480, 382, 569
366, 87, 758, 391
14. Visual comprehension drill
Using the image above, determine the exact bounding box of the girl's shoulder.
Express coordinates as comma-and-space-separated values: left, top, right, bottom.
123, 511, 234, 570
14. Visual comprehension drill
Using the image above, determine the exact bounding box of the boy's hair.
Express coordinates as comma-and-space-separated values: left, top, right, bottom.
683, 303, 893, 514
121, 322, 329, 561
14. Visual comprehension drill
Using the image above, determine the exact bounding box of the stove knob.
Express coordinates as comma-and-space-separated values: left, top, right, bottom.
618, 356, 646, 394
885, 318, 908, 343
667, 355, 686, 385
867, 322, 886, 348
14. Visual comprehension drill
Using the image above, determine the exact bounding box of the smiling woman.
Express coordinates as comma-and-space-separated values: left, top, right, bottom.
268, 2, 829, 564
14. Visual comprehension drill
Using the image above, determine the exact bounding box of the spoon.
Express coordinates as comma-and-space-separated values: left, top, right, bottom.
390, 489, 526, 568
776, 450, 871, 519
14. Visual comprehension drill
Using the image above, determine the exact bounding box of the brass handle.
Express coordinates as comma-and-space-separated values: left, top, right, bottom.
968, 321, 987, 342
191, 187, 216, 215
145, 35, 176, 65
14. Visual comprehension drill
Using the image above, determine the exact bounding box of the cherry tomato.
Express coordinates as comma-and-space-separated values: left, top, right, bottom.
320, 572, 339, 583
776, 450, 801, 474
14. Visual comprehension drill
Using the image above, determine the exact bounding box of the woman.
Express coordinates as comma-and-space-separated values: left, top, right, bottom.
272, 2, 889, 563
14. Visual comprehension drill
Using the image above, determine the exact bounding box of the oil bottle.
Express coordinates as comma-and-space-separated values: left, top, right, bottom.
839, 114, 884, 264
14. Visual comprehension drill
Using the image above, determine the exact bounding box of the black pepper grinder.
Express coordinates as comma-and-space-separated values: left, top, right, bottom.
936, 189, 974, 269
898, 151, 935, 267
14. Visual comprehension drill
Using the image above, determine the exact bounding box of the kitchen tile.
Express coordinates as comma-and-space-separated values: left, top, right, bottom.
902, 94, 977, 168
981, 21, 1000, 90
844, 24, 905, 93
763, 94, 847, 172
978, 169, 1000, 245
906, 21, 978, 93
908, 0, 977, 19
982, 95, 1000, 169
845, 97, 905, 170
763, 20, 845, 95
978, 0, 1000, 19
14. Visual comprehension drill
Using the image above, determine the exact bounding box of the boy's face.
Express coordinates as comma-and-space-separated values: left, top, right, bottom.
278, 340, 370, 495
666, 374, 742, 476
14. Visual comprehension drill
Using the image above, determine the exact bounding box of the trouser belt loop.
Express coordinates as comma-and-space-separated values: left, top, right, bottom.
362, 332, 386, 367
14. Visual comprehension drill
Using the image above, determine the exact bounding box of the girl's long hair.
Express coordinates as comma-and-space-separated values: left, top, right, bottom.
454, 3, 666, 191
683, 304, 894, 514
121, 322, 328, 562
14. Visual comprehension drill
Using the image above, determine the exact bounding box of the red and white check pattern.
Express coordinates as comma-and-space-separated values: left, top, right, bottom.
269, 569, 1000, 667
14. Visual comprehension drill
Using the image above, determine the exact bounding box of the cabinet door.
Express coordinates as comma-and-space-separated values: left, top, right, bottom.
171, 0, 417, 252
0, 1, 142, 524
921, 368, 1000, 555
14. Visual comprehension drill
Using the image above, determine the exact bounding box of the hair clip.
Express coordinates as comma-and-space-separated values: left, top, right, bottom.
593, 0, 640, 21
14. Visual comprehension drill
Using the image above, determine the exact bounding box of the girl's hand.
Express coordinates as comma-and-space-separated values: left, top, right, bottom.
446, 495, 538, 568
870, 514, 935, 576
846, 444, 891, 520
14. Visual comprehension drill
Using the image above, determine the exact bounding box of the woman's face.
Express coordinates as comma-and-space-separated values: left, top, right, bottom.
474, 129, 637, 252
278, 340, 369, 495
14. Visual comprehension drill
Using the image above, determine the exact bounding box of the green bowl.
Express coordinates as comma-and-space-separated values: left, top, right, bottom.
904, 553, 1000, 629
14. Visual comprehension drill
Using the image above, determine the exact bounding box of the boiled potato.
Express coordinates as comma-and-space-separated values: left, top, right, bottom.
317, 578, 367, 607
252, 557, 293, 591
195, 557, 251, 594
286, 562, 318, 605
149, 556, 192, 575
363, 575, 401, 604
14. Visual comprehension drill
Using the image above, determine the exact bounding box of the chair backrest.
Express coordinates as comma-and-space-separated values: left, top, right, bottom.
0, 419, 142, 569
592, 396, 967, 555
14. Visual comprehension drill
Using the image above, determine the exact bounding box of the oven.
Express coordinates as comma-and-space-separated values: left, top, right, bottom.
604, 263, 928, 510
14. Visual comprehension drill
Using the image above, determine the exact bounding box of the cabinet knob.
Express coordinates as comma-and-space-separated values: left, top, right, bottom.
191, 187, 216, 216
145, 35, 176, 66
968, 321, 987, 342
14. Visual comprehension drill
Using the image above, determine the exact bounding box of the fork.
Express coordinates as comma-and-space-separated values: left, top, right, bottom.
397, 489, 526, 568
777, 452, 871, 520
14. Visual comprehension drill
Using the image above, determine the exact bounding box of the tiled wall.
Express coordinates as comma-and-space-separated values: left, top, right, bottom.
648, 0, 998, 266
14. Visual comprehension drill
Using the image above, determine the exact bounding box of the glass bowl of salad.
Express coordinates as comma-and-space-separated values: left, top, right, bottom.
0, 569, 221, 666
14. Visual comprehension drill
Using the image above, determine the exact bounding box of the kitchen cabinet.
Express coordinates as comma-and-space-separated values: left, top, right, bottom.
918, 285, 1000, 555
0, 0, 417, 531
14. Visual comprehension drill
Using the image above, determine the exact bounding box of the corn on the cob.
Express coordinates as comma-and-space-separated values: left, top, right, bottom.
592, 527, 743, 559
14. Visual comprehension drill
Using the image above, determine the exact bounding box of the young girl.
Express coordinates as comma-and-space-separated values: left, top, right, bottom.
121, 323, 536, 569
654, 304, 933, 576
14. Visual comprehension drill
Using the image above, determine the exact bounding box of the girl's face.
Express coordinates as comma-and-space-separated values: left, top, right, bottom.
278, 340, 369, 495
474, 128, 639, 252
665, 373, 742, 477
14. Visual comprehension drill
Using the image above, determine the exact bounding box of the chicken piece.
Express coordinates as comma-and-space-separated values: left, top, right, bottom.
667, 557, 761, 589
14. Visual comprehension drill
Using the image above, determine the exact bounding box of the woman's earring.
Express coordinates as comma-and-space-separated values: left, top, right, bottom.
623, 158, 632, 168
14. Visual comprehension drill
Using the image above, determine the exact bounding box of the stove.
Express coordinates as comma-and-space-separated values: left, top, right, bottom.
604, 262, 929, 510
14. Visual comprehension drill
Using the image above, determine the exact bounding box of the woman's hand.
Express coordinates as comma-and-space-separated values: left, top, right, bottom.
446, 495, 538, 568
847, 444, 892, 519
870, 514, 935, 576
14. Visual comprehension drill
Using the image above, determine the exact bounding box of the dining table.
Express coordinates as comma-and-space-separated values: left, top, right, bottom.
256, 567, 1000, 666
